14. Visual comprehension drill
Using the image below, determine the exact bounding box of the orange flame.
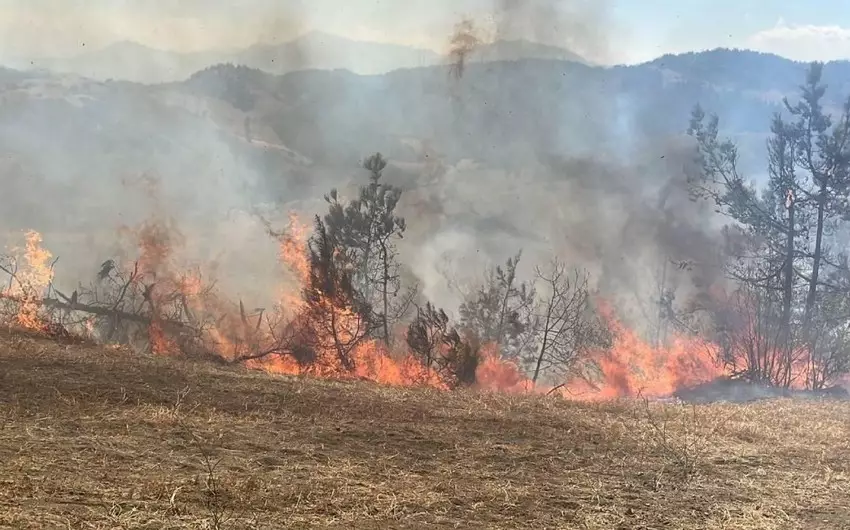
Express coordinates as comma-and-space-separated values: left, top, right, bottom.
4, 230, 54, 331
461, 314, 727, 400
275, 212, 310, 314
12, 208, 834, 400
127, 212, 733, 398
474, 343, 533, 393
588, 317, 723, 399
252, 339, 449, 389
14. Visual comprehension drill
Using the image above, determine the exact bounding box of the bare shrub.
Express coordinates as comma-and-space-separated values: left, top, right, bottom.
639, 399, 730, 485
528, 259, 612, 385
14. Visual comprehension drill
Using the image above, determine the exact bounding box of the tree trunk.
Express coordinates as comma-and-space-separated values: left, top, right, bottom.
780, 199, 796, 385
781, 203, 794, 333
495, 274, 514, 352
804, 188, 827, 333
532, 302, 554, 384
380, 242, 390, 346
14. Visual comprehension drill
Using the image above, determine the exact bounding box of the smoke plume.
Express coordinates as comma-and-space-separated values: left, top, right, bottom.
492, 0, 612, 63
0, 0, 726, 347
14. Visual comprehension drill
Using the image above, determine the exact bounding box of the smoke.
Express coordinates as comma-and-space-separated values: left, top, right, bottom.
0, 2, 312, 307
0, 0, 730, 348
674, 377, 850, 404
492, 0, 612, 63
448, 18, 482, 80
0, 96, 280, 305
400, 0, 723, 330
401, 138, 725, 333
446, 0, 611, 77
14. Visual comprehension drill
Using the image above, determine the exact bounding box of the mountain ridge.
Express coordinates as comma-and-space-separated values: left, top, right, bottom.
6, 31, 594, 84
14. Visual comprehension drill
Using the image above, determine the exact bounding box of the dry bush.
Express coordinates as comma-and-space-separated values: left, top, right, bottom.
638, 399, 731, 485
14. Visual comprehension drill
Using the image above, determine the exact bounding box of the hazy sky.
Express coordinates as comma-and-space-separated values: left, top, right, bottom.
2, 0, 850, 64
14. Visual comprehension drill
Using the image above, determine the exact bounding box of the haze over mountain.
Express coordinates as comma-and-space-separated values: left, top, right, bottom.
9, 31, 593, 84
3, 46, 849, 320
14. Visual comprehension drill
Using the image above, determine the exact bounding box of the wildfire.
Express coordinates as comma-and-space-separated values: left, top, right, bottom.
475, 343, 534, 394
0, 215, 822, 401
122, 219, 184, 355
468, 317, 726, 400
279, 212, 310, 285
2, 230, 55, 331
584, 319, 723, 399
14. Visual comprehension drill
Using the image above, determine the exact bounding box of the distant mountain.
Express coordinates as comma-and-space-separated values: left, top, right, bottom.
178, 48, 850, 176
7, 47, 846, 176
8, 47, 846, 182
17, 41, 224, 84
469, 39, 591, 65
7, 31, 590, 84
646, 48, 827, 93
234, 31, 443, 76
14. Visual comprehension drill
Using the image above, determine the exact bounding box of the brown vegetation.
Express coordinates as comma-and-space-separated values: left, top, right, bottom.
1, 328, 848, 529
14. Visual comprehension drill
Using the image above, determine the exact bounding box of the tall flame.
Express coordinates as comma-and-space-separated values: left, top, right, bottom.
585, 317, 723, 399
5, 230, 54, 331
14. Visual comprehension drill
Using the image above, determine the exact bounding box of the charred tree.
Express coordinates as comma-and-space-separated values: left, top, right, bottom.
406, 302, 481, 388
528, 260, 611, 385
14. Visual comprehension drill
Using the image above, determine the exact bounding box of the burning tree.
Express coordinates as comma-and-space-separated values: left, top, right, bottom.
459, 251, 536, 360
528, 259, 612, 385
406, 302, 480, 388
300, 216, 373, 372
0, 230, 57, 331
687, 62, 850, 389
323, 153, 413, 346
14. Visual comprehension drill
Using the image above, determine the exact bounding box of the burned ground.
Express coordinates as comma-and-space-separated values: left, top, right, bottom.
0, 329, 849, 529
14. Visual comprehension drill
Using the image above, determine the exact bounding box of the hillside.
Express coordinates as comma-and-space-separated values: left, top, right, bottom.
5, 48, 850, 314
181, 49, 850, 170
0, 328, 848, 528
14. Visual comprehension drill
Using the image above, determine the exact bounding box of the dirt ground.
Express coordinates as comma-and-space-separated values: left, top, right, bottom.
1, 329, 849, 529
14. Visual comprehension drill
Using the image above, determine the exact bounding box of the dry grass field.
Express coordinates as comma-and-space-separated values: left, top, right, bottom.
1, 328, 849, 529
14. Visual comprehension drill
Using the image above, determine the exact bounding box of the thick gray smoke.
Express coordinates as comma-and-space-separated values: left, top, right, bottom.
492, 0, 612, 63
400, 1, 724, 330
398, 137, 725, 333
0, 1, 307, 306
0, 0, 726, 336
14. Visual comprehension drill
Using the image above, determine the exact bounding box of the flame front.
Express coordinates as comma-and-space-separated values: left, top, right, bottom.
0, 218, 820, 400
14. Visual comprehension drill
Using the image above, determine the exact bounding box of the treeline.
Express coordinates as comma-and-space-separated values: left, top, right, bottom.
292, 62, 850, 391
686, 62, 850, 389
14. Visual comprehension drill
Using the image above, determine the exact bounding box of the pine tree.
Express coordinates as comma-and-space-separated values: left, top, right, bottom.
322, 153, 409, 345
781, 63, 850, 334
687, 63, 850, 388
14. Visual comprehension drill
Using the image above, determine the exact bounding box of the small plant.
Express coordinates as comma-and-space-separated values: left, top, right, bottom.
169, 386, 245, 529
640, 399, 728, 484
184, 427, 230, 530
